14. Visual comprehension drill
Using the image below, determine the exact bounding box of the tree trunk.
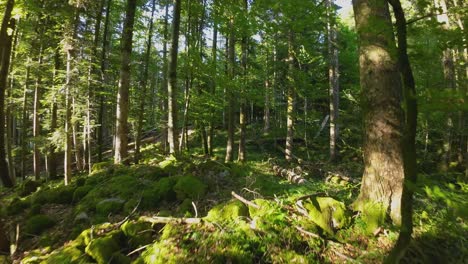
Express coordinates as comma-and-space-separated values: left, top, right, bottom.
167, 0, 182, 156
327, 0, 340, 162
114, 0, 137, 164
225, 18, 236, 163
97, 0, 112, 162
160, 3, 170, 154
0, 220, 9, 255
238, 0, 248, 163
72, 98, 83, 171
386, 0, 418, 261
6, 21, 18, 183
285, 31, 296, 162
352, 0, 405, 226
0, 0, 15, 188
135, 0, 156, 164
207, 8, 217, 157
20, 59, 30, 180
32, 40, 44, 180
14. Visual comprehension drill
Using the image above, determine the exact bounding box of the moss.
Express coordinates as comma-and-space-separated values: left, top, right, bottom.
75, 177, 86, 187
360, 202, 386, 234
24, 214, 56, 235
173, 176, 207, 200
205, 200, 249, 223
43, 246, 90, 263
74, 229, 94, 248
91, 161, 112, 174
7, 197, 30, 215
141, 177, 177, 209
19, 180, 41, 197
141, 239, 190, 264
96, 198, 125, 216
177, 199, 194, 216
271, 250, 309, 263
84, 231, 123, 264
73, 186, 93, 203
110, 252, 131, 264
37, 186, 76, 204
121, 220, 153, 249
28, 204, 42, 216
302, 197, 350, 235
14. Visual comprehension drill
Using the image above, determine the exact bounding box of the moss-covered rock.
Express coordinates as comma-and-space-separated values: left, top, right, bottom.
96, 198, 125, 216
7, 197, 30, 215
28, 204, 42, 217
121, 220, 153, 249
173, 175, 207, 200
141, 177, 177, 209
84, 231, 123, 264
75, 177, 86, 187
177, 199, 194, 216
302, 197, 350, 235
205, 200, 249, 223
42, 246, 90, 263
24, 214, 55, 235
73, 186, 93, 203
19, 180, 41, 197
74, 229, 94, 248
110, 252, 131, 264
91, 161, 112, 174
271, 250, 309, 263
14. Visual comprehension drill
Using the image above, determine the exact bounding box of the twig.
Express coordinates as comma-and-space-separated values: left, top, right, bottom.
295, 226, 321, 239
191, 201, 198, 218
231, 191, 260, 209
296, 192, 327, 202
127, 244, 150, 256
139, 216, 203, 225
117, 197, 142, 227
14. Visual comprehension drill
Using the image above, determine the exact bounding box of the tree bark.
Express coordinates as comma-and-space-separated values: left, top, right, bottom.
114, 0, 137, 164
135, 0, 156, 164
352, 0, 405, 225
32, 38, 44, 180
0, 0, 15, 188
167, 0, 182, 156
20, 59, 30, 180
207, 6, 218, 157
285, 31, 296, 162
238, 0, 248, 163
225, 17, 236, 163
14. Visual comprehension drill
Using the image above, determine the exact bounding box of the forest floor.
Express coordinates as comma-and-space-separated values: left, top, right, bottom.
0, 132, 467, 263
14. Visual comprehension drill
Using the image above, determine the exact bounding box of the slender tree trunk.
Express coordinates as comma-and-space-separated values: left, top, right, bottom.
238, 0, 248, 163
21, 59, 30, 180
161, 3, 170, 154
285, 31, 296, 162
32, 34, 45, 180
167, 0, 182, 156
352, 0, 405, 226
0, 220, 9, 255
97, 0, 112, 162
327, 0, 340, 162
207, 9, 218, 157
135, 0, 156, 164
225, 18, 236, 163
114, 0, 137, 164
72, 98, 83, 171
0, 0, 15, 187
6, 23, 18, 183
386, 0, 418, 261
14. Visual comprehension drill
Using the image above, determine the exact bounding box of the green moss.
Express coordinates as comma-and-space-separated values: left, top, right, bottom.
42, 246, 90, 263
173, 176, 207, 200
28, 204, 42, 216
96, 198, 125, 216
205, 200, 249, 223
271, 250, 309, 263
360, 202, 386, 234
121, 220, 153, 248
73, 186, 93, 203
141, 177, 177, 209
84, 231, 123, 264
7, 197, 30, 215
74, 229, 94, 248
141, 239, 190, 264
75, 177, 86, 187
91, 161, 112, 174
302, 197, 350, 235
110, 252, 131, 264
25, 214, 56, 235
19, 180, 41, 197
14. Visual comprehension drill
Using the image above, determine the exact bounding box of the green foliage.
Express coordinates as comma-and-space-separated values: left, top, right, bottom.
24, 214, 55, 235
173, 175, 207, 200
42, 246, 90, 264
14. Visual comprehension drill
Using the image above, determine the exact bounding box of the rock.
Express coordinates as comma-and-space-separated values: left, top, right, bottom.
141, 177, 177, 209
24, 214, 56, 235
121, 220, 153, 249
74, 212, 90, 223
43, 246, 90, 263
96, 198, 125, 216
205, 200, 249, 223
173, 176, 207, 200
302, 197, 350, 235
85, 231, 123, 264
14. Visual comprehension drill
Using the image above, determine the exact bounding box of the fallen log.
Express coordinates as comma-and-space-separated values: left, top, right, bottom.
271, 163, 308, 184
139, 216, 203, 225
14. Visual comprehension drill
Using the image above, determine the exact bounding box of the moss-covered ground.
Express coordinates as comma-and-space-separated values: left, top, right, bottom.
0, 133, 466, 263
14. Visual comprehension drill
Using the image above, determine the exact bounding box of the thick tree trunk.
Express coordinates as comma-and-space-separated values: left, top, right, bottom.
238, 0, 248, 163
352, 0, 405, 226
327, 0, 340, 162
225, 18, 236, 163
386, 0, 418, 262
135, 0, 156, 164
167, 0, 182, 156
114, 0, 137, 164
0, 0, 15, 188
0, 220, 8, 255
285, 31, 296, 162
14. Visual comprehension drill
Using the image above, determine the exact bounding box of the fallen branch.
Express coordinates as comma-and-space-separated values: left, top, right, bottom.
117, 197, 142, 227
271, 164, 308, 184
295, 226, 321, 239
325, 172, 360, 184
127, 244, 150, 256
231, 191, 260, 209
139, 216, 203, 225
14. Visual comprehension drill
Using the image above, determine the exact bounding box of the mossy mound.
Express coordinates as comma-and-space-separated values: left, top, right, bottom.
7, 197, 30, 215
173, 175, 207, 200
24, 214, 56, 235
140, 177, 177, 209
302, 197, 350, 235
42, 246, 90, 263
91, 161, 112, 174
73, 186, 93, 203
205, 200, 249, 223
96, 198, 125, 216
33, 186, 76, 205
84, 230, 124, 264
19, 180, 41, 197
121, 220, 153, 248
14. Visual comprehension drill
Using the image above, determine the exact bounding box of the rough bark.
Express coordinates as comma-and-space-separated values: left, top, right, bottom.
352, 0, 405, 225
135, 0, 156, 164
0, 0, 15, 188
167, 0, 182, 156
386, 0, 418, 261
114, 0, 137, 164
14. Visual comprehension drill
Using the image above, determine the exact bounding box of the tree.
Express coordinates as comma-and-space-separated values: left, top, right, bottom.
167, 0, 182, 156
114, 0, 138, 164
351, 0, 406, 226
0, 0, 15, 188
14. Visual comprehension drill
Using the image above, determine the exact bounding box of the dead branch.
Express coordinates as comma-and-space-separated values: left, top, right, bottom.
139, 216, 203, 225
231, 191, 260, 209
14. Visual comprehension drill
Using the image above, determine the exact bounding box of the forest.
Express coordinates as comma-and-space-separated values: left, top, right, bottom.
0, 0, 466, 263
